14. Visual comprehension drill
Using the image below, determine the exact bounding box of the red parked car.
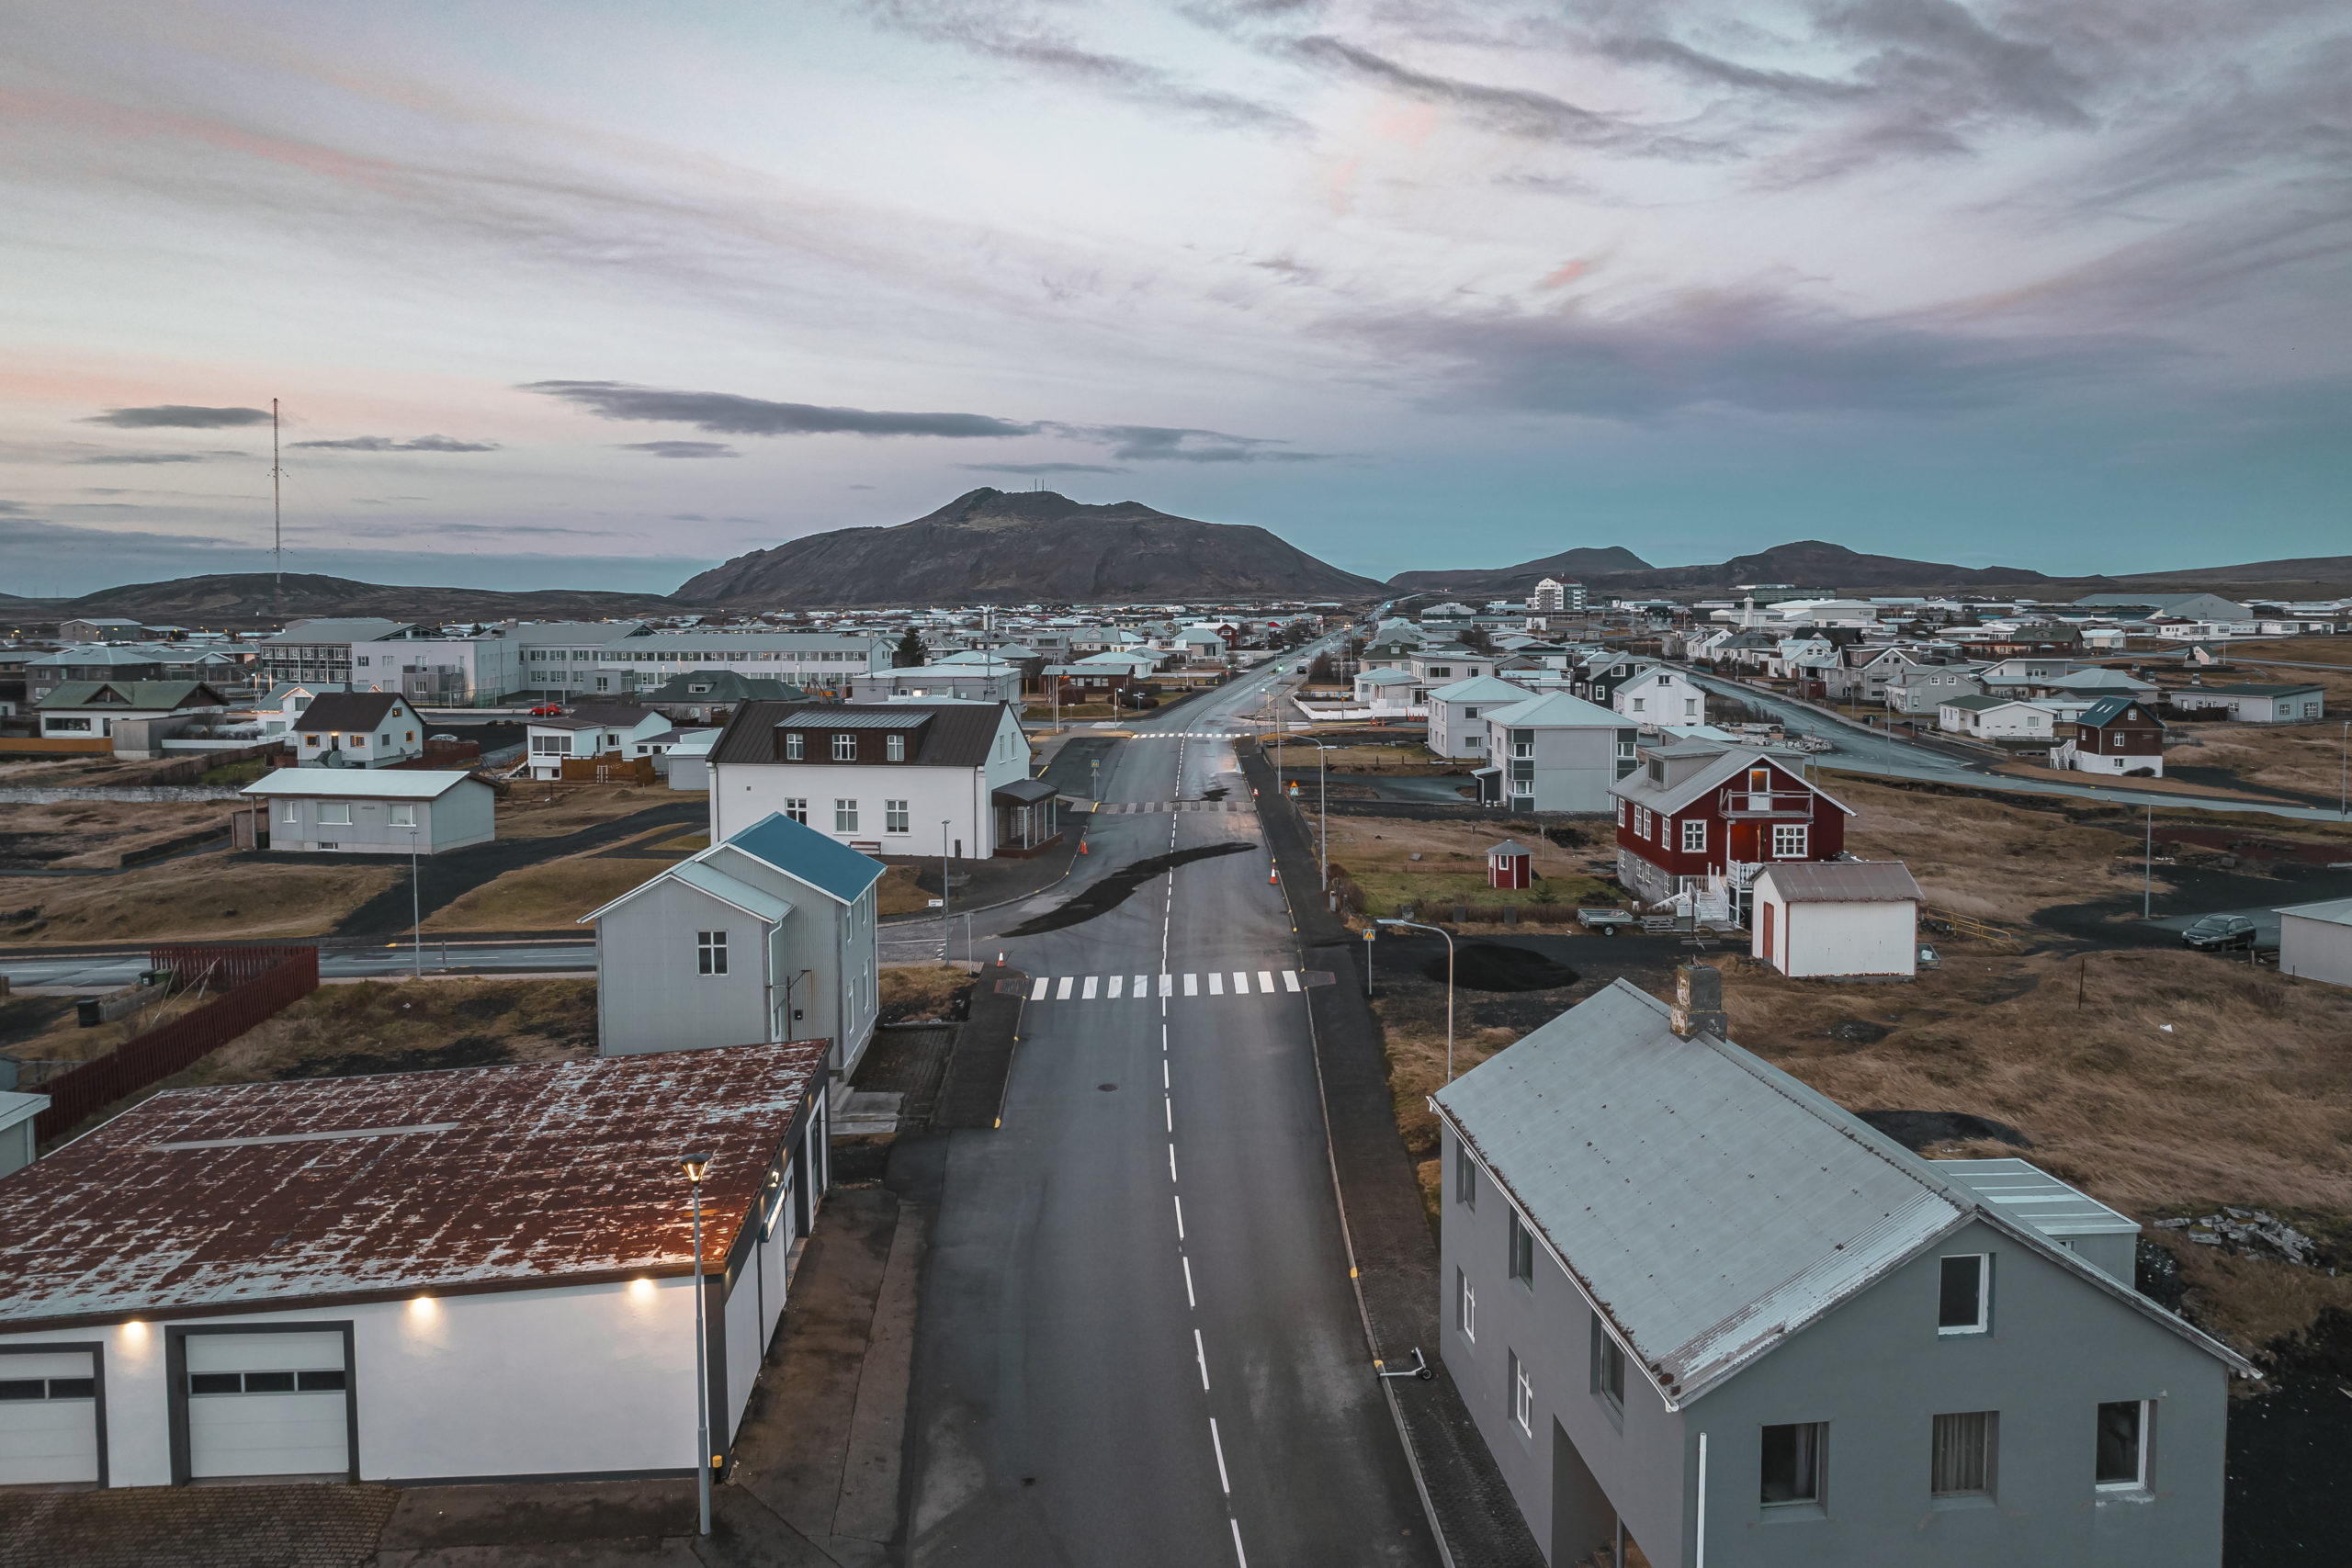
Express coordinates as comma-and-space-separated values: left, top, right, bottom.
528, 704, 566, 716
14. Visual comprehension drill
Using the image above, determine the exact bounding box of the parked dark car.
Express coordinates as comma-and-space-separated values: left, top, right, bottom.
2182, 914, 2258, 951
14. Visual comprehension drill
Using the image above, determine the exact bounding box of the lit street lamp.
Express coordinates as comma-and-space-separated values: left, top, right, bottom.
680, 1152, 716, 1537
1377, 917, 1456, 1082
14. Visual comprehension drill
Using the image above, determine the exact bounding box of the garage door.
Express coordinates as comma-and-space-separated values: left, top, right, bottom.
0, 1350, 100, 1485
186, 1332, 349, 1480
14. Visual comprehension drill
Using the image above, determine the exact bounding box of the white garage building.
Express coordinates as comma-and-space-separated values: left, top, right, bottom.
0, 1041, 830, 1489
1751, 860, 1923, 978
2279, 897, 2352, 988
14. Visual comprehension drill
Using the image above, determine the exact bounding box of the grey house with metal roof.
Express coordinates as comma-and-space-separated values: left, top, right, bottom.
582, 811, 884, 1077
1431, 976, 2249, 1568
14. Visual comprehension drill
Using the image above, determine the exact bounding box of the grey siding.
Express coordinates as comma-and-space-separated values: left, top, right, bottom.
262, 781, 494, 854
595, 878, 776, 1055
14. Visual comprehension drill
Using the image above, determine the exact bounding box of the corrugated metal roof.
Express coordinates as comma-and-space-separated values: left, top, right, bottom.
774, 708, 933, 730
1427, 676, 1534, 703
1936, 1159, 2139, 1241
709, 701, 1006, 770
1755, 861, 1922, 903
660, 861, 794, 924
1484, 690, 1624, 729
239, 770, 483, 800
1432, 981, 2252, 1400
2278, 896, 2352, 927
719, 811, 887, 904
1610, 747, 1855, 819
0, 1043, 829, 1329
265, 619, 419, 645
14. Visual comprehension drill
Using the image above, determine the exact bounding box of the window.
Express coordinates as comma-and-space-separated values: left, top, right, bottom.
1511, 728, 1533, 759
319, 802, 352, 826
1454, 1139, 1476, 1208
282, 801, 300, 824
697, 931, 728, 976
1760, 1422, 1824, 1506
1510, 1351, 1533, 1435
389, 804, 415, 827
349, 734, 367, 749
1461, 706, 1478, 721
1634, 805, 1650, 838
832, 733, 857, 761
1681, 818, 1707, 853
1939, 1254, 1989, 1334
1931, 1411, 1994, 1497
1508, 1211, 1535, 1286
785, 732, 804, 761
1456, 1269, 1476, 1343
304, 734, 321, 748
885, 799, 910, 834
785, 798, 808, 825
2096, 1401, 2148, 1490
1591, 1318, 1624, 1412
834, 798, 859, 832
1631, 697, 1645, 713
1685, 698, 1698, 716
1772, 823, 1808, 859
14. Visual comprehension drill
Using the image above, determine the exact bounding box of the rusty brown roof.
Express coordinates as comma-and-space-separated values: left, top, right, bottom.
0, 1042, 829, 1330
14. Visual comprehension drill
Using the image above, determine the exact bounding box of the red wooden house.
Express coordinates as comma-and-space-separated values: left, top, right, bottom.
1606, 742, 1854, 912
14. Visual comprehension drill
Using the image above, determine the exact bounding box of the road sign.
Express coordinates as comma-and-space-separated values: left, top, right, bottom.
927, 897, 944, 908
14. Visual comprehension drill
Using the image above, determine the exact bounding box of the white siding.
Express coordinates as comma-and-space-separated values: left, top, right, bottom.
2281, 913, 2352, 987
1755, 893, 1917, 977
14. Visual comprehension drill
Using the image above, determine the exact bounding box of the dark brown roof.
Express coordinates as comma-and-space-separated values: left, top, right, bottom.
710, 701, 1009, 769
0, 1042, 829, 1329
293, 692, 404, 733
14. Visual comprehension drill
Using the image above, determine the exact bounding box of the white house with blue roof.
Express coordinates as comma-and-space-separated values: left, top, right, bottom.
581, 812, 885, 1077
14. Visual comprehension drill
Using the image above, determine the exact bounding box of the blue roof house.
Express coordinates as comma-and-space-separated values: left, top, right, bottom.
582, 812, 886, 1076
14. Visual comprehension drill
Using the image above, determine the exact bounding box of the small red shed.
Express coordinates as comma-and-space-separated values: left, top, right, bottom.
1487, 839, 1533, 889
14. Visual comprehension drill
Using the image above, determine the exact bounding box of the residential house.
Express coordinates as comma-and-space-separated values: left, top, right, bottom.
1938, 695, 2058, 743
2278, 897, 2352, 988
1430, 977, 2247, 1568
2052, 698, 2165, 778
238, 770, 495, 854
525, 704, 674, 781
0, 1043, 832, 1490
706, 701, 1035, 860
55, 616, 147, 643
36, 681, 231, 741
593, 631, 891, 699
2168, 683, 2324, 725
1409, 646, 1494, 689
1883, 665, 1985, 716
1352, 666, 1422, 714
1975, 657, 2085, 697
288, 693, 426, 769
852, 663, 1022, 705
1427, 676, 1533, 760
1764, 637, 1836, 680
251, 682, 350, 737
1476, 692, 1634, 814
1609, 744, 1853, 909
582, 811, 883, 1076
255, 619, 421, 688
1960, 623, 2083, 659
2048, 669, 2160, 703
0, 1091, 40, 1180
2074, 592, 2251, 623
1608, 666, 1705, 727
1753, 861, 1923, 978
1527, 579, 1585, 614
26, 646, 172, 705
636, 669, 807, 723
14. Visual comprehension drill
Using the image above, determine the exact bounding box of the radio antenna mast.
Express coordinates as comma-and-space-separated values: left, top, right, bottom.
270, 397, 284, 621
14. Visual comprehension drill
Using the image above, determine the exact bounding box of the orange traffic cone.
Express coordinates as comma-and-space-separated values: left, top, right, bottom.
996, 951, 1005, 966
1269, 865, 1279, 886
1080, 839, 1089, 854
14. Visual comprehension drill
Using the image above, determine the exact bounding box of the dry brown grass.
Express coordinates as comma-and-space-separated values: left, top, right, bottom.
1319, 814, 1612, 930
0, 799, 244, 872
876, 863, 932, 917
164, 977, 598, 1090
494, 785, 695, 840
2166, 719, 2352, 799
879, 962, 978, 1022
422, 852, 679, 932
1, 856, 400, 943
0, 988, 215, 1079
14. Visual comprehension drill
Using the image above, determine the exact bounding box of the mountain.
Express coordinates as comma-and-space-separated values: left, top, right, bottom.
673, 489, 1384, 607
1390, 539, 2049, 598
49, 572, 669, 626
2109, 556, 2352, 594
1385, 546, 1650, 596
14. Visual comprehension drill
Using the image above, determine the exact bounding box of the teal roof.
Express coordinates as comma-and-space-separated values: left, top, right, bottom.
723, 811, 886, 904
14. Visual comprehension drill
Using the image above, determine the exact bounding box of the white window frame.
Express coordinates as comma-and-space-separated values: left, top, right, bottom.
831, 733, 857, 761
318, 801, 353, 827
1772, 823, 1809, 859
281, 801, 300, 825
697, 930, 728, 976
2094, 1399, 2151, 1492
1930, 1410, 1996, 1499
886, 734, 906, 761
1680, 818, 1706, 853
1938, 1253, 1991, 1336
1456, 1269, 1476, 1344
784, 732, 803, 761
1510, 1351, 1533, 1436
885, 799, 910, 834
388, 804, 415, 828
834, 798, 859, 833
784, 797, 808, 824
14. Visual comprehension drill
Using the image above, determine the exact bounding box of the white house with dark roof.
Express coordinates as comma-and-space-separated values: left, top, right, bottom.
524, 703, 673, 780
287, 692, 426, 768
0, 1043, 831, 1490
1431, 976, 2249, 1568
582, 812, 884, 1076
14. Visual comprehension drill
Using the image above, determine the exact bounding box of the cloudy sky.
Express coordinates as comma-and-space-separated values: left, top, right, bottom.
3, 0, 2346, 596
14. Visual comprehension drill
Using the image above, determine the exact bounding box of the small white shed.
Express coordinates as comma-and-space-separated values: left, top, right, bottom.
2279, 897, 2352, 988
1752, 860, 1922, 978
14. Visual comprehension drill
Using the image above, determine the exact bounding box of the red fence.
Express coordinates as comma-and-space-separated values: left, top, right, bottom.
33, 944, 320, 1145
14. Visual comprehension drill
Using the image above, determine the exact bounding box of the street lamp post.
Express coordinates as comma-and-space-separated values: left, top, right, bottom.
1378, 918, 1456, 1082
679, 1153, 716, 1537
407, 827, 422, 978
2340, 719, 2348, 818
941, 819, 953, 954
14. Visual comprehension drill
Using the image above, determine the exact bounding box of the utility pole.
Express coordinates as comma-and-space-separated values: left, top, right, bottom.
270, 397, 284, 622
941, 818, 953, 958
2143, 803, 2153, 920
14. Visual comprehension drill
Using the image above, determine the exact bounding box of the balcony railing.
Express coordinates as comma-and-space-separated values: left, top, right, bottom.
1717, 787, 1815, 820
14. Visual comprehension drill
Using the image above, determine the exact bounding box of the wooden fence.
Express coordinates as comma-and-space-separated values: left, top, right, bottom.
33, 943, 319, 1144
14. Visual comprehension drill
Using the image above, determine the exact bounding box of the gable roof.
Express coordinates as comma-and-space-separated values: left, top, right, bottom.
2075, 695, 2163, 728
1431, 981, 2250, 1409
37, 681, 229, 712
718, 811, 887, 903
1756, 860, 1921, 903
240, 769, 484, 801
2192, 682, 2324, 699
582, 856, 795, 927
527, 703, 666, 733
707, 700, 1012, 770
264, 618, 420, 645
1939, 694, 2039, 713
292, 692, 405, 733
1483, 690, 1623, 729
1611, 746, 1855, 818
640, 670, 808, 704
1428, 675, 1535, 704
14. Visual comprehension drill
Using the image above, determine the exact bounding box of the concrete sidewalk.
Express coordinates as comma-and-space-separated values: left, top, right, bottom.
0, 1183, 930, 1568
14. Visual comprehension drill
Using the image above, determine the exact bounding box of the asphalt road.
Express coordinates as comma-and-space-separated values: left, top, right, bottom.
4, 940, 594, 992
905, 643, 1438, 1568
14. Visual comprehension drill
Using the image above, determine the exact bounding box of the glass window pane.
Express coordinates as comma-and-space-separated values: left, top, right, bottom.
188, 1372, 243, 1395
1931, 1411, 1991, 1495
2096, 1401, 2142, 1485
1939, 1256, 1984, 1329
298, 1370, 347, 1392
242, 1371, 296, 1393
46, 1378, 96, 1399
0, 1380, 42, 1401
1760, 1423, 1820, 1505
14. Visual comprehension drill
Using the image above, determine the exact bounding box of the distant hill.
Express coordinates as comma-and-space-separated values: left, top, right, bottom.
1386, 545, 1650, 596
673, 488, 1384, 607
1392, 539, 2050, 598
47, 572, 668, 627
2109, 556, 2352, 594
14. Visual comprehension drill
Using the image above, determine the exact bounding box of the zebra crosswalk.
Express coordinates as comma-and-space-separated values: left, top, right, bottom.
1074, 798, 1252, 816
1019, 969, 1310, 1001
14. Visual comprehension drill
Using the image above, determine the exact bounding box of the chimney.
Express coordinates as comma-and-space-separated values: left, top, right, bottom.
1671, 962, 1726, 1040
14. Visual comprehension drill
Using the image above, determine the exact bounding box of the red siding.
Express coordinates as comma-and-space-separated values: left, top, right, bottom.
1615, 757, 1847, 880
